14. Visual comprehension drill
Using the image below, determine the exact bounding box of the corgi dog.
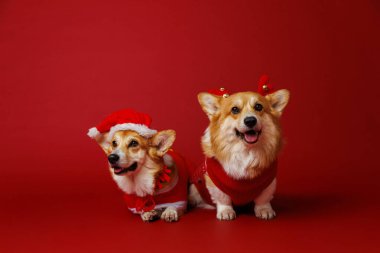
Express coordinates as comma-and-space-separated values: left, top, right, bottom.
189, 81, 290, 220
88, 109, 189, 222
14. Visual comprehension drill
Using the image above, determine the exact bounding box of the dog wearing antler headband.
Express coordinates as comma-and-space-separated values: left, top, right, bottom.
88, 109, 189, 222
189, 75, 290, 220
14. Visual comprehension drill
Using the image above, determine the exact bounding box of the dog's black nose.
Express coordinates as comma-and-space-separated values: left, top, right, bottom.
244, 117, 257, 128
108, 154, 119, 164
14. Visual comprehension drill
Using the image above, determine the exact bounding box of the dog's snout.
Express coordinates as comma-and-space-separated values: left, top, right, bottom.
244, 116, 257, 128
108, 154, 119, 164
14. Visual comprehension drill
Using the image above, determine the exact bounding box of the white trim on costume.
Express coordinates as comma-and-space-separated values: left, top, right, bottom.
107, 123, 157, 141
128, 201, 187, 214
87, 127, 100, 139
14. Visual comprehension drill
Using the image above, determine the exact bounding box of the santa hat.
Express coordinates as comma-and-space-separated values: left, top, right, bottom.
87, 109, 157, 141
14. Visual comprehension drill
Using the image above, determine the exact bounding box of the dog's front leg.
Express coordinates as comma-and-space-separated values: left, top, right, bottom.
141, 209, 160, 222
254, 178, 277, 220
207, 183, 236, 220
216, 202, 235, 221
161, 205, 185, 222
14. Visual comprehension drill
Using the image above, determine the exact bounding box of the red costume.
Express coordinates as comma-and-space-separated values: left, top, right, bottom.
124, 150, 189, 213
88, 109, 189, 213
191, 75, 278, 206
191, 157, 277, 206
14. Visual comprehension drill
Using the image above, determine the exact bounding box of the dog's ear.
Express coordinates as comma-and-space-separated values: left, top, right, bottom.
94, 132, 111, 153
198, 92, 221, 118
151, 130, 176, 157
266, 89, 290, 116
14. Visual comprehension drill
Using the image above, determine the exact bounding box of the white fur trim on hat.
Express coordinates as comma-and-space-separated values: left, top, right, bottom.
87, 127, 101, 139
107, 123, 157, 141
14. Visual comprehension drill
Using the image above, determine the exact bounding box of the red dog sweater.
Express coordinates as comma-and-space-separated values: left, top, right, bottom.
191, 157, 277, 206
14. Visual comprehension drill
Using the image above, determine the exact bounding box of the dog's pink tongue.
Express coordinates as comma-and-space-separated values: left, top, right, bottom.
113, 167, 123, 173
244, 133, 258, 143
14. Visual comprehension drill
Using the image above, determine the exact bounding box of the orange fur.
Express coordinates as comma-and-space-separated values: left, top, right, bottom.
199, 90, 289, 179
190, 89, 290, 220
96, 130, 176, 193
95, 129, 185, 222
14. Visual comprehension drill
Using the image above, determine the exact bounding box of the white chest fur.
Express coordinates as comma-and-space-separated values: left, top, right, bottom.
111, 154, 174, 197
111, 166, 155, 197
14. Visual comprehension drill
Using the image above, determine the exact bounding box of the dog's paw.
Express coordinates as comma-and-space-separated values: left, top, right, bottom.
217, 206, 236, 221
141, 210, 159, 222
254, 203, 276, 220
161, 207, 178, 222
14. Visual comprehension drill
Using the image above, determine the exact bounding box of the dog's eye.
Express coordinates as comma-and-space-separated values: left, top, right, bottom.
231, 107, 240, 114
112, 140, 118, 147
128, 140, 139, 148
254, 103, 263, 112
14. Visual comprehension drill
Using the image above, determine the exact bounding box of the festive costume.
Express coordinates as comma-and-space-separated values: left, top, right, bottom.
191, 75, 278, 206
87, 109, 157, 141
88, 109, 190, 214
191, 158, 277, 206
124, 150, 189, 213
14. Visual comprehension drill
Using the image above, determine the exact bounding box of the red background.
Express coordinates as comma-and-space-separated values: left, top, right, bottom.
1, 1, 379, 252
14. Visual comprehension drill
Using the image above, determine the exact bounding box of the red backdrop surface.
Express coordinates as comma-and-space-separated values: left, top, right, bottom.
1, 1, 379, 252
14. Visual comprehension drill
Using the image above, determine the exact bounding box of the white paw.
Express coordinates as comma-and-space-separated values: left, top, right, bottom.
217, 206, 236, 220
254, 203, 276, 220
161, 208, 178, 222
141, 210, 159, 222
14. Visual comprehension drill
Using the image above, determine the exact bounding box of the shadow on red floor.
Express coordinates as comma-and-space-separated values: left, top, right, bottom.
1, 187, 378, 253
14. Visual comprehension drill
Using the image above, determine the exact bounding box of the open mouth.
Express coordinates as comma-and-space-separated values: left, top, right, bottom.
112, 162, 138, 175
235, 129, 261, 144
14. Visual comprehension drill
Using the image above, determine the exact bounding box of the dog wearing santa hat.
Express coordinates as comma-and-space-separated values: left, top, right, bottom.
189, 75, 290, 220
88, 109, 189, 222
